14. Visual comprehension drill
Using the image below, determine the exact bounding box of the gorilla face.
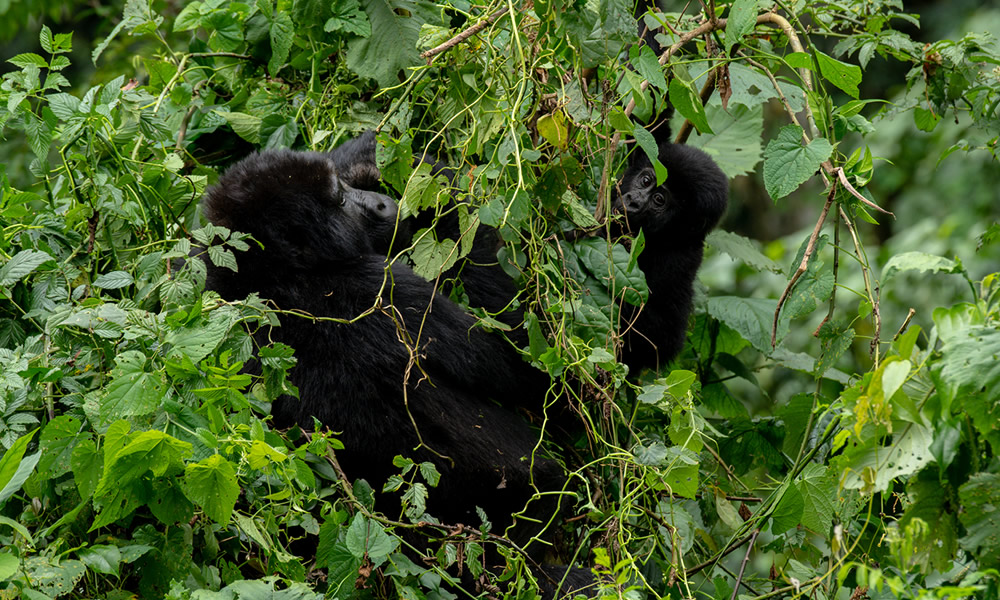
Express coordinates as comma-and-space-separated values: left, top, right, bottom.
203, 149, 401, 270
613, 142, 728, 246
614, 159, 677, 236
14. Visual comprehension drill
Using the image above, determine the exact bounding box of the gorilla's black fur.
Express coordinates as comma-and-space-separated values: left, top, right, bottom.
612, 135, 729, 370
201, 148, 591, 597
323, 130, 728, 372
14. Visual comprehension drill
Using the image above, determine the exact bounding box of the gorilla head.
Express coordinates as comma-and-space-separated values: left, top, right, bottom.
613, 142, 728, 247
203, 149, 401, 272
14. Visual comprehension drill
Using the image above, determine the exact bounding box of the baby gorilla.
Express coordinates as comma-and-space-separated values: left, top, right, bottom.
201, 149, 590, 597
612, 138, 729, 370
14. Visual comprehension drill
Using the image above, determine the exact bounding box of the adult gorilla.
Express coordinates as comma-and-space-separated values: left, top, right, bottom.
200, 148, 590, 597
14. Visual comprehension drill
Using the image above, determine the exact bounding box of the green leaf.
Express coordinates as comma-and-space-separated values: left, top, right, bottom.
215, 110, 262, 144
784, 265, 834, 319
837, 424, 934, 492
268, 12, 294, 74
706, 230, 782, 273
410, 230, 459, 280
345, 0, 426, 86
325, 0, 371, 36
576, 238, 649, 306
958, 473, 1000, 567
724, 0, 757, 55
634, 46, 665, 91
174, 2, 202, 31
399, 162, 445, 219
815, 50, 862, 99
669, 77, 712, 134
165, 309, 234, 363
92, 431, 191, 529
797, 465, 835, 534
770, 481, 804, 534
938, 326, 1000, 400
881, 251, 964, 281
247, 440, 288, 470
77, 544, 122, 577
685, 102, 763, 178
537, 110, 569, 150
37, 415, 86, 479
0, 429, 39, 507
913, 106, 941, 132
93, 270, 134, 289
0, 249, 54, 287
762, 125, 832, 200
8, 53, 48, 69
345, 513, 399, 566
706, 296, 785, 353
101, 351, 165, 422
182, 454, 240, 524
71, 439, 102, 499
0, 552, 18, 580
47, 92, 80, 120
21, 557, 85, 598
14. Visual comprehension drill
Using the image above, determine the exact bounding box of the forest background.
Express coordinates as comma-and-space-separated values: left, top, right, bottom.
0, 0, 999, 599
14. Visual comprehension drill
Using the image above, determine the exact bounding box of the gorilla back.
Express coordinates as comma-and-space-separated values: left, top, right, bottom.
201, 150, 561, 532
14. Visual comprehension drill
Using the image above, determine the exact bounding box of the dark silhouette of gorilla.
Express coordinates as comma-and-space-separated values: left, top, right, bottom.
611, 135, 729, 370
335, 130, 728, 374
200, 148, 591, 597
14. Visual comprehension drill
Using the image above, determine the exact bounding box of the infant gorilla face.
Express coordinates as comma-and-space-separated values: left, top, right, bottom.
203, 149, 402, 267
612, 142, 728, 244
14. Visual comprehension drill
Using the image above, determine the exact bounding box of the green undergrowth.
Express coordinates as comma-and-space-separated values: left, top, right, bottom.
1, 1, 999, 599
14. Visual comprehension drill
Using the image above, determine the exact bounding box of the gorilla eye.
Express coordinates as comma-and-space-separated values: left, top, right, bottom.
641, 173, 654, 187
652, 192, 665, 205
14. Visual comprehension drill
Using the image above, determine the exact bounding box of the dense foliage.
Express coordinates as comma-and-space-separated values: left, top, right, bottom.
1, 0, 999, 599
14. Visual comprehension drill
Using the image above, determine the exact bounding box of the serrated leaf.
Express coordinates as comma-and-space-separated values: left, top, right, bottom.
101, 351, 165, 421
669, 77, 712, 134
724, 0, 757, 55
215, 110, 262, 144
0, 249, 53, 287
762, 125, 832, 200
182, 454, 240, 524
770, 481, 804, 534
77, 544, 121, 577
881, 251, 964, 281
93, 270, 134, 289
247, 440, 288, 470
326, 0, 371, 36
410, 230, 459, 280
268, 12, 294, 74
634, 46, 665, 91
797, 465, 835, 533
345, 513, 398, 566
706, 296, 785, 353
576, 238, 649, 306
71, 438, 102, 499
707, 230, 782, 273
815, 50, 862, 99
784, 265, 834, 319
8, 53, 48, 69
